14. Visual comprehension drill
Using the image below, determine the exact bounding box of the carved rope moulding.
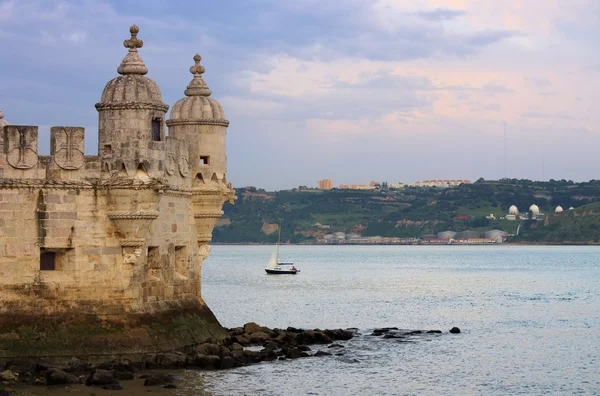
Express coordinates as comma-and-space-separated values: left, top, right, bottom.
95, 102, 169, 111
165, 119, 229, 127
107, 211, 160, 220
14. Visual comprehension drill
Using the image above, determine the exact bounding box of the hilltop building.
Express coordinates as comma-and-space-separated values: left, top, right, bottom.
338, 184, 374, 190
413, 180, 471, 188
318, 179, 333, 190
0, 25, 235, 360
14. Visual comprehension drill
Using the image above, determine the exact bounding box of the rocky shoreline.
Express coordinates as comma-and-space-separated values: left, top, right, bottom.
0, 323, 460, 394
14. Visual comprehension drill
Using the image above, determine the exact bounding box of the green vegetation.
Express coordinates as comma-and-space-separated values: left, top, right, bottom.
212, 179, 600, 243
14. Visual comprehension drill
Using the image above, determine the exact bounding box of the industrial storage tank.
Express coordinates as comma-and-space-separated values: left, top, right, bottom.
508, 205, 519, 215
529, 204, 540, 215
455, 230, 480, 239
484, 230, 509, 241
437, 231, 457, 240
555, 206, 564, 213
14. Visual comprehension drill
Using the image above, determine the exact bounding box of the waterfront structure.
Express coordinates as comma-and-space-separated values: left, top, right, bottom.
413, 180, 471, 188
338, 184, 375, 190
318, 179, 333, 190
0, 25, 235, 360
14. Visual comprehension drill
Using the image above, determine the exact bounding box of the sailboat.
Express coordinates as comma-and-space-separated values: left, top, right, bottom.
265, 228, 298, 275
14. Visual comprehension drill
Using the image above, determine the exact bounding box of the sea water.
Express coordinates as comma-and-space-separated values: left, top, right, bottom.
197, 245, 600, 396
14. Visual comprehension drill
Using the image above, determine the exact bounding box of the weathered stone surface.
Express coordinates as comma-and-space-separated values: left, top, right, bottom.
0, 25, 235, 361
85, 369, 118, 386
45, 368, 80, 385
144, 373, 174, 386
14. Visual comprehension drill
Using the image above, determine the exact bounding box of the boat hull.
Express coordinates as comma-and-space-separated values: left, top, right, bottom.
265, 268, 298, 275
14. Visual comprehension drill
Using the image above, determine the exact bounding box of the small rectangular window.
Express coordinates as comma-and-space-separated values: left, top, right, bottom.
40, 250, 56, 271
200, 156, 210, 165
152, 119, 161, 141
175, 246, 187, 274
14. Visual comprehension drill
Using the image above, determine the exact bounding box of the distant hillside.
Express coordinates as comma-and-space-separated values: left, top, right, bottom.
212, 179, 600, 243
512, 202, 600, 244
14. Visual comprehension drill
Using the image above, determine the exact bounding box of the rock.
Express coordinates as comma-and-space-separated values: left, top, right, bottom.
286, 348, 309, 359
278, 356, 287, 361
195, 343, 221, 356
0, 370, 17, 382
427, 330, 442, 334
85, 369, 118, 386
243, 322, 263, 334
33, 378, 45, 386
0, 391, 12, 396
407, 330, 422, 335
259, 349, 278, 362
296, 330, 332, 345
314, 350, 332, 357
297, 345, 311, 352
45, 368, 80, 385
286, 327, 304, 333
98, 359, 138, 373
4, 360, 37, 375
450, 327, 461, 334
232, 335, 250, 346
152, 352, 186, 369
328, 344, 344, 348
111, 370, 135, 381
249, 331, 271, 344
188, 354, 220, 370
324, 329, 354, 340
229, 343, 243, 351
220, 356, 237, 370
383, 333, 404, 339
103, 383, 123, 390
164, 384, 178, 389
262, 341, 278, 351
228, 327, 244, 336
144, 374, 175, 386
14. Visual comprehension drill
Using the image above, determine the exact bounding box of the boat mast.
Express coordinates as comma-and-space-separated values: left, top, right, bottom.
276, 226, 281, 263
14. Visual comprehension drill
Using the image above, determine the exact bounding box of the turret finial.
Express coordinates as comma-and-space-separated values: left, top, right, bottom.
117, 24, 148, 75
184, 53, 212, 97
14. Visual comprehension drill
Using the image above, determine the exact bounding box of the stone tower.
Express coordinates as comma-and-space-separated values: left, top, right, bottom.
0, 25, 236, 361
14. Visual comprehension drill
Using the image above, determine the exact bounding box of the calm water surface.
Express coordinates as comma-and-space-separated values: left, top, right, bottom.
197, 245, 600, 395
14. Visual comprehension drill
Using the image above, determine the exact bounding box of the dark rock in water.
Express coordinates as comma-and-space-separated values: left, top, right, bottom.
259, 349, 278, 362
286, 348, 310, 359
164, 384, 178, 389
383, 333, 405, 339
450, 327, 461, 334
427, 330, 443, 334
297, 345, 312, 352
244, 322, 271, 335
220, 356, 238, 370
373, 327, 398, 333
103, 383, 123, 390
189, 354, 220, 370
98, 359, 138, 373
86, 369, 118, 386
249, 331, 271, 344
324, 329, 354, 340
328, 344, 344, 348
45, 368, 80, 385
230, 342, 244, 351
229, 327, 244, 336
314, 350, 332, 357
144, 373, 175, 386
296, 330, 333, 345
111, 370, 135, 381
407, 330, 423, 335
278, 356, 287, 361
263, 341, 278, 351
195, 343, 222, 356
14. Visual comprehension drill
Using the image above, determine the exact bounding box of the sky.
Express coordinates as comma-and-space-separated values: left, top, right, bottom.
0, 0, 599, 190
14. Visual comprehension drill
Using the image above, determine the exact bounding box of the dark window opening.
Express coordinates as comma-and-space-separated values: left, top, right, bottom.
103, 144, 112, 155
40, 250, 56, 271
147, 246, 160, 268
200, 156, 210, 166
152, 119, 161, 141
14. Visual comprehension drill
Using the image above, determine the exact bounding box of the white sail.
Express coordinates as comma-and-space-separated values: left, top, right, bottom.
266, 250, 278, 269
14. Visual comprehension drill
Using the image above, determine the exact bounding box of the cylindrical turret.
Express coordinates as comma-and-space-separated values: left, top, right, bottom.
166, 54, 229, 181
0, 109, 8, 155
95, 25, 169, 174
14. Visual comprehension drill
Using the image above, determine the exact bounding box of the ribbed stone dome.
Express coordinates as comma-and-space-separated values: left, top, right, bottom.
96, 25, 167, 111
167, 54, 228, 126
100, 75, 164, 104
